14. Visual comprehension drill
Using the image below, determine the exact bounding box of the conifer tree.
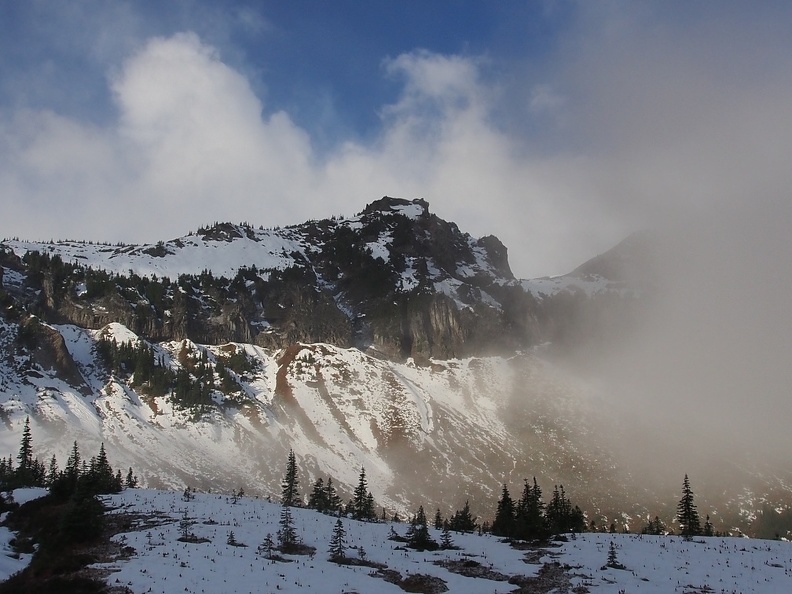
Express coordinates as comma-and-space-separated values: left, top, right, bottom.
440, 524, 455, 549
277, 505, 297, 551
703, 514, 714, 537
259, 533, 275, 560
15, 417, 34, 486
46, 455, 59, 487
351, 467, 374, 520
280, 449, 300, 507
605, 540, 624, 569
324, 477, 342, 514
434, 508, 443, 530
641, 515, 665, 535
308, 477, 327, 511
179, 509, 194, 540
365, 492, 376, 520
406, 505, 437, 550
328, 518, 347, 562
492, 484, 515, 537
514, 477, 546, 540
677, 474, 701, 538
449, 500, 476, 533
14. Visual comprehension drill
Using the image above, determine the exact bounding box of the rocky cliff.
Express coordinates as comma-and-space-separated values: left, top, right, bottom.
2, 197, 542, 360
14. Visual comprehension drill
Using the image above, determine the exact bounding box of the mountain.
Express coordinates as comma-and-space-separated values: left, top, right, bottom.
0, 198, 789, 533
2, 197, 540, 361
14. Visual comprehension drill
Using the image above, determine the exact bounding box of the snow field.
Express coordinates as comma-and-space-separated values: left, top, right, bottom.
98, 489, 528, 594
94, 489, 792, 594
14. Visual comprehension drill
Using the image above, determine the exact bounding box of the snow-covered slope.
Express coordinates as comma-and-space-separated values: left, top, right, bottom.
83, 488, 792, 593
0, 317, 622, 519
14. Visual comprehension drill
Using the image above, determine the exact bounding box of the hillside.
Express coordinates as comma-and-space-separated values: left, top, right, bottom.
6, 487, 792, 593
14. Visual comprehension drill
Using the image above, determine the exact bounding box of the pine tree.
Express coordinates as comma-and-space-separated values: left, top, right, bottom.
46, 455, 59, 487
277, 505, 297, 551
434, 508, 443, 530
125, 467, 138, 488
546, 485, 564, 534
677, 474, 701, 538
328, 518, 347, 562
641, 515, 666, 535
258, 533, 275, 560
406, 505, 437, 550
514, 477, 547, 540
440, 525, 455, 549
492, 484, 515, 537
15, 416, 34, 486
351, 467, 374, 520
179, 509, 194, 540
308, 477, 327, 511
365, 492, 376, 520
449, 500, 476, 533
65, 441, 81, 482
92, 442, 117, 493
605, 540, 624, 569
324, 477, 342, 514
703, 514, 714, 537
280, 449, 300, 507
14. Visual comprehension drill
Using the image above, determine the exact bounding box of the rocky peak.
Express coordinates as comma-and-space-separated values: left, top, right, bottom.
360, 196, 429, 218
1, 197, 539, 360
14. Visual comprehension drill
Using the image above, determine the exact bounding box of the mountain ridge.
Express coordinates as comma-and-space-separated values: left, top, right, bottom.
2, 197, 788, 536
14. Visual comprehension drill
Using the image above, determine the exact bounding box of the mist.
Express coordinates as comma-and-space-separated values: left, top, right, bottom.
562, 201, 792, 493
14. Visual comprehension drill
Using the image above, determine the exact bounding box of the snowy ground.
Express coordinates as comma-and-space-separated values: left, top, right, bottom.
0, 488, 48, 582
80, 489, 792, 594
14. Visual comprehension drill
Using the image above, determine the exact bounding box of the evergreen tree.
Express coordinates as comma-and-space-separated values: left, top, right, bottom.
492, 484, 515, 537
277, 505, 298, 551
308, 477, 327, 511
50, 441, 81, 499
514, 478, 547, 540
365, 492, 376, 520
440, 525, 455, 550
677, 474, 701, 538
434, 508, 443, 530
328, 518, 347, 562
179, 509, 194, 540
46, 455, 59, 487
351, 467, 375, 520
258, 533, 275, 560
93, 443, 117, 493
125, 467, 138, 488
280, 449, 300, 507
703, 514, 714, 537
605, 540, 624, 569
449, 500, 477, 533
406, 505, 437, 550
641, 516, 666, 535
546, 485, 565, 534
324, 477, 342, 514
65, 441, 81, 482
15, 417, 34, 486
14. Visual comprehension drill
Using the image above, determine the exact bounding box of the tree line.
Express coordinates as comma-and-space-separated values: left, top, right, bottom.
96, 337, 248, 412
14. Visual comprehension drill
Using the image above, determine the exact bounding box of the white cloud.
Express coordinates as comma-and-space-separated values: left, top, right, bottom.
2, 7, 792, 283
1, 35, 617, 277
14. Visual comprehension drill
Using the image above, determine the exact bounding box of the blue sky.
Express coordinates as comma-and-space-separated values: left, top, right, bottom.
2, 1, 792, 277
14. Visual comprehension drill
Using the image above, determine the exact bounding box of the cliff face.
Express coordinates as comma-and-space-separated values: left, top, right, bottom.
2, 197, 541, 361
